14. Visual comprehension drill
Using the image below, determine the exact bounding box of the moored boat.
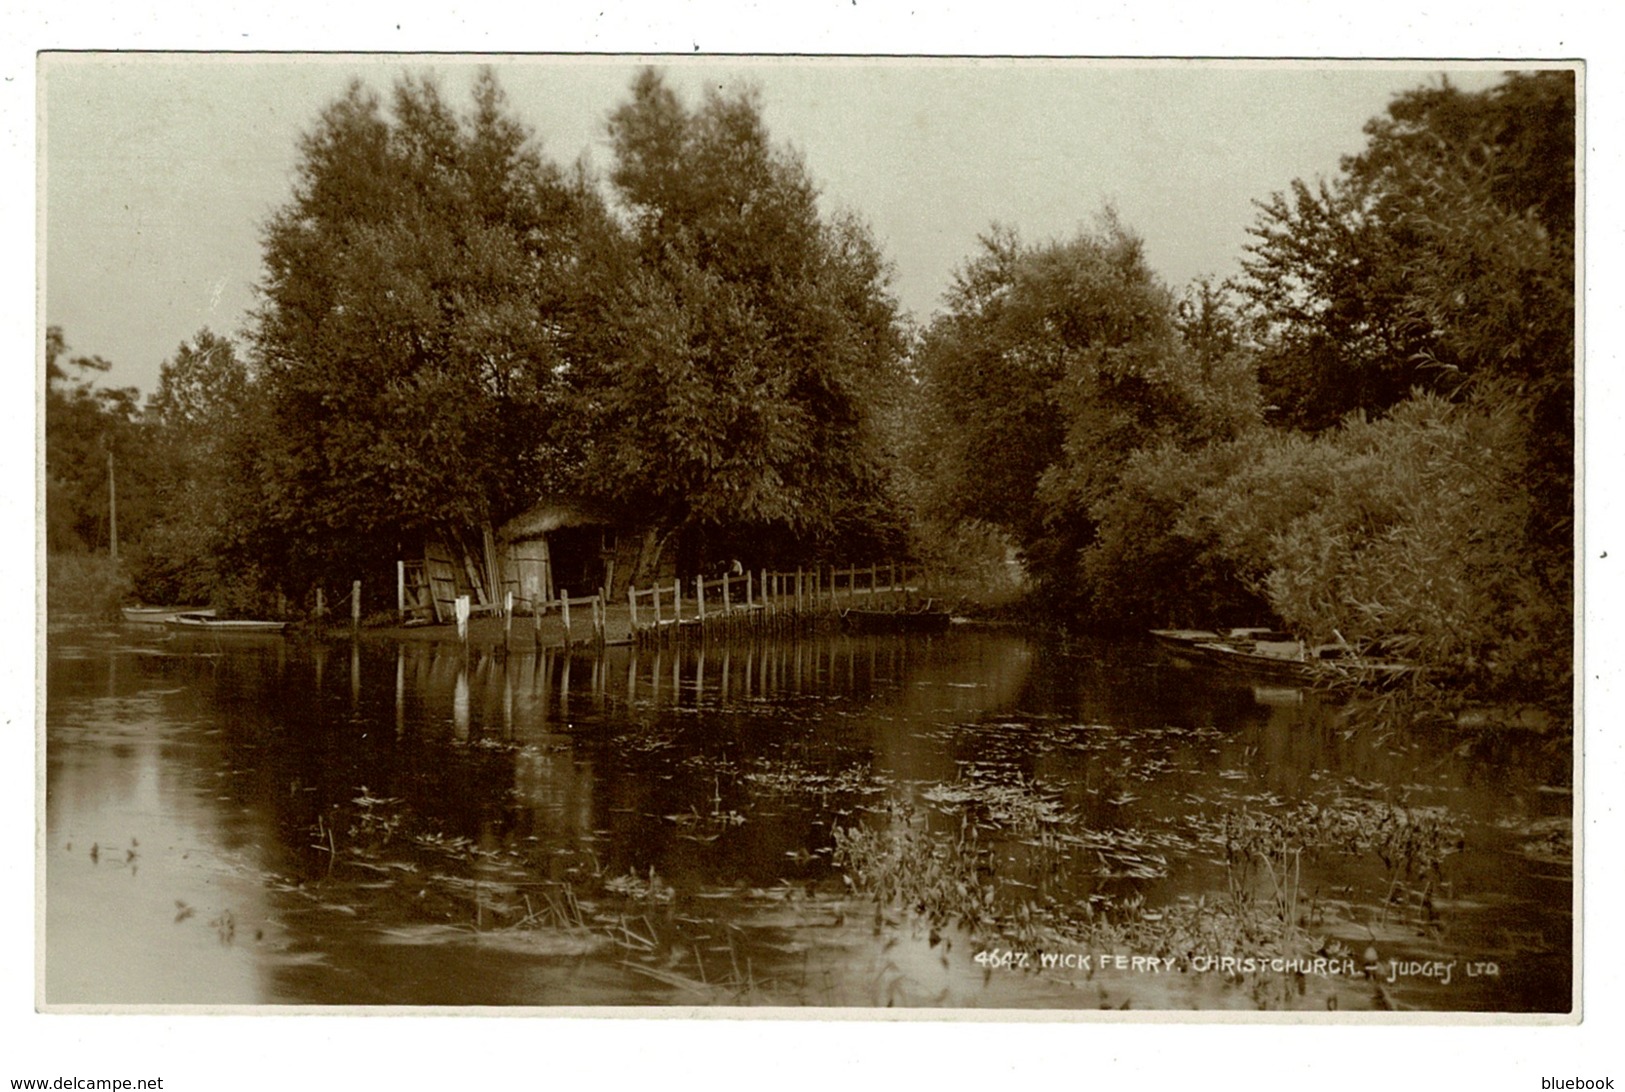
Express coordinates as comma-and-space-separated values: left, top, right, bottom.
122, 605, 214, 625
838, 605, 953, 634
1155, 627, 1413, 687
165, 611, 287, 634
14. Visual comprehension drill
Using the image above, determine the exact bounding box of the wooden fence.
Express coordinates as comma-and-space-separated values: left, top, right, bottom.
627, 562, 923, 647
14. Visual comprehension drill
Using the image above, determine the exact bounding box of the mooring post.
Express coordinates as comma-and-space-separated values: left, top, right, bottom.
560, 589, 572, 649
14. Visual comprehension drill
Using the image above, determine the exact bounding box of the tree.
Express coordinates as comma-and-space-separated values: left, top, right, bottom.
1234, 70, 1575, 433
43, 326, 153, 555
573, 69, 908, 575
914, 216, 1258, 612
130, 329, 256, 604
249, 70, 597, 597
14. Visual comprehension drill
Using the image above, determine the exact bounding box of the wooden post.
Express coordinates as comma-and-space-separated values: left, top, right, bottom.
352, 580, 362, 631
673, 578, 682, 625
592, 595, 603, 645
504, 591, 514, 650
722, 575, 732, 614
629, 587, 640, 632
107, 450, 118, 567
455, 594, 470, 643
870, 563, 878, 597
745, 570, 754, 609
760, 569, 768, 614
795, 567, 803, 613
888, 561, 896, 593
316, 586, 326, 621
397, 560, 406, 620
696, 575, 706, 621
560, 589, 571, 647
653, 582, 662, 626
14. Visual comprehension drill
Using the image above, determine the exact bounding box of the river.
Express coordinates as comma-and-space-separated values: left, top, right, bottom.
43, 620, 1573, 1012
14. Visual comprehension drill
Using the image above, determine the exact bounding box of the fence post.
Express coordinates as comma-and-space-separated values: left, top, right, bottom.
397, 561, 406, 621
746, 570, 754, 610
796, 567, 803, 613
722, 575, 732, 614
696, 575, 706, 621
560, 589, 572, 648
653, 582, 662, 626
629, 586, 639, 632
352, 580, 362, 631
504, 590, 514, 651
673, 578, 682, 626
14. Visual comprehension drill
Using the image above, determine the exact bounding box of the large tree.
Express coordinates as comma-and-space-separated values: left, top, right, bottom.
249, 70, 598, 596
914, 217, 1258, 611
1235, 70, 1575, 434
129, 329, 258, 605
572, 69, 908, 575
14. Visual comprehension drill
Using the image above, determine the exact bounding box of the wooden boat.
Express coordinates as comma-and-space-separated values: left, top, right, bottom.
123, 605, 214, 625
1155, 627, 1411, 686
165, 611, 287, 635
1189, 639, 1413, 687
838, 604, 953, 634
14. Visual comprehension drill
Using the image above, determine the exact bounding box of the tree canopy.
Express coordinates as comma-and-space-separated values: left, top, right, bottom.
571, 69, 908, 571
249, 70, 598, 590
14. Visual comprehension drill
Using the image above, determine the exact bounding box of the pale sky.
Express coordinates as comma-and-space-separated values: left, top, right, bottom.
42, 56, 1515, 396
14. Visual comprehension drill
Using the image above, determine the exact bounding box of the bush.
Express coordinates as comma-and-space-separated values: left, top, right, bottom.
45, 552, 130, 620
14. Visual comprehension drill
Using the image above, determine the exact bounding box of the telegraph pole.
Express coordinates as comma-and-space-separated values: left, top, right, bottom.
107, 448, 118, 566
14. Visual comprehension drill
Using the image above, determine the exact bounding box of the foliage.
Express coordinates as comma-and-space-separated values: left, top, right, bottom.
43, 327, 155, 556
45, 550, 130, 620
572, 70, 909, 574
914, 219, 1259, 613
248, 70, 596, 596
127, 329, 257, 605
1234, 71, 1575, 435
1261, 388, 1565, 705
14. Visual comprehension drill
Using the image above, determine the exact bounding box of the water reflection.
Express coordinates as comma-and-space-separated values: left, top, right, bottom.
44, 624, 1572, 1011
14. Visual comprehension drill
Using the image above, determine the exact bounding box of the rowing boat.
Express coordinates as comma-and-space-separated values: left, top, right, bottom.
165, 611, 287, 634
122, 605, 214, 625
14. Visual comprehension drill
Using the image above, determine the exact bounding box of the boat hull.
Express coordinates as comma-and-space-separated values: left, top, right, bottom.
165, 612, 287, 634
838, 608, 952, 634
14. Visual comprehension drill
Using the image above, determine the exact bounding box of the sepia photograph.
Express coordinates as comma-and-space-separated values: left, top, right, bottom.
16, 5, 1613, 1081
37, 52, 1579, 1020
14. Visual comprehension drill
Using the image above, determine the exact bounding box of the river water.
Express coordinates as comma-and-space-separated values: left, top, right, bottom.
43, 621, 1573, 1012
